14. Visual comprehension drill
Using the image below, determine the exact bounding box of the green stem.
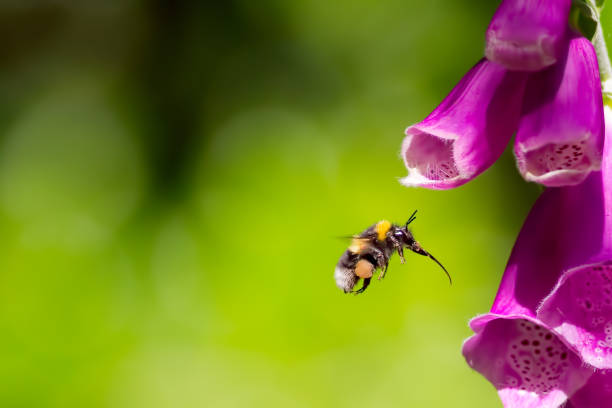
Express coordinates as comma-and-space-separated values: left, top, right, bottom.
593, 19, 612, 93
588, 0, 612, 96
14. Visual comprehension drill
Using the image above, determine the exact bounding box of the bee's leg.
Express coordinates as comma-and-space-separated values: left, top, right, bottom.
367, 247, 390, 280
378, 260, 389, 280
353, 277, 371, 295
374, 249, 390, 281
396, 245, 405, 264
361, 246, 388, 280
389, 236, 405, 264
364, 247, 387, 271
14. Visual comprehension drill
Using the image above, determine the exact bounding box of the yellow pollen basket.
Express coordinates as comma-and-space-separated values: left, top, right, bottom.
375, 220, 391, 241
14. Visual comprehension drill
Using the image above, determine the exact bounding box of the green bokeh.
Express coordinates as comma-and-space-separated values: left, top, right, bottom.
0, 1, 542, 407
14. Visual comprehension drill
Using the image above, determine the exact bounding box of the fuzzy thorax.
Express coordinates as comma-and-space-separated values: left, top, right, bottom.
375, 220, 391, 241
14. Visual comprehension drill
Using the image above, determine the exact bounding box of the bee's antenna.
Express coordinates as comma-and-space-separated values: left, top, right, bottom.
410, 242, 452, 285
406, 210, 418, 228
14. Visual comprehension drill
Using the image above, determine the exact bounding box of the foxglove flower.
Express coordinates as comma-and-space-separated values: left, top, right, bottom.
515, 35, 604, 187
462, 107, 612, 407
536, 107, 612, 369
401, 2, 606, 190
463, 316, 593, 407
486, 0, 572, 71
462, 182, 600, 407
400, 60, 526, 189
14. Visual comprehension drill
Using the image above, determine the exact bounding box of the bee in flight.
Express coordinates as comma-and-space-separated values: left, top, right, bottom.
334, 211, 451, 294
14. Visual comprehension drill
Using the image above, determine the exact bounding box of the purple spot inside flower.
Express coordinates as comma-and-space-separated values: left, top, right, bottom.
523, 142, 593, 176
463, 316, 592, 405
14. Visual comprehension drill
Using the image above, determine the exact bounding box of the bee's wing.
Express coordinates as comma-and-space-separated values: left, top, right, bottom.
335, 233, 375, 240
336, 223, 378, 241
335, 235, 377, 256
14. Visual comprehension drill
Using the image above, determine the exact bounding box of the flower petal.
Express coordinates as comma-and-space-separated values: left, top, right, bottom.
537, 262, 612, 369
400, 59, 526, 189
520, 104, 612, 370
485, 0, 571, 71
463, 315, 593, 408
490, 174, 605, 317
515, 35, 604, 187
566, 369, 612, 407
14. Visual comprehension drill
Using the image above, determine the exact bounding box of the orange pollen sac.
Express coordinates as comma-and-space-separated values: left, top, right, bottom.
355, 259, 374, 279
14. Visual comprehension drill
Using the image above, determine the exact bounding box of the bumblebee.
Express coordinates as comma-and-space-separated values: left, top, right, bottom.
334, 211, 450, 294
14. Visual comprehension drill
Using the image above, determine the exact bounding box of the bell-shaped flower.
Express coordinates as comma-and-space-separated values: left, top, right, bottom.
485, 0, 572, 71
462, 180, 600, 406
515, 35, 604, 187
400, 59, 526, 189
463, 316, 593, 408
535, 107, 612, 370
461, 105, 612, 405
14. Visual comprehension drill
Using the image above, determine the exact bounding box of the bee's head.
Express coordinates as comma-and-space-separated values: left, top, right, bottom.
391, 225, 415, 246
388, 210, 418, 246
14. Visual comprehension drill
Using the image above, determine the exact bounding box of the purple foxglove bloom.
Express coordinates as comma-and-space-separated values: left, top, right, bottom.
400, 59, 526, 189
536, 107, 612, 370
462, 110, 612, 405
485, 0, 571, 71
462, 183, 600, 406
515, 35, 604, 187
464, 315, 593, 407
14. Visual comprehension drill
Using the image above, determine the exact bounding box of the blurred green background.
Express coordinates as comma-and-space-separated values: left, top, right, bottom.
0, 1, 552, 407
